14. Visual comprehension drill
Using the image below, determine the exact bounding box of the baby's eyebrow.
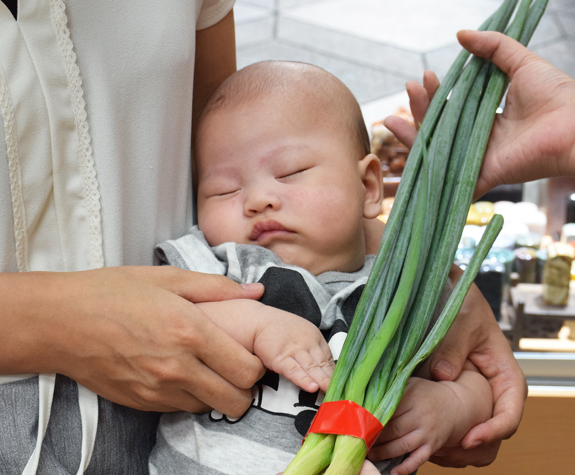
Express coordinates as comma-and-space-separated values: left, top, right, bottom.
200, 165, 240, 182
200, 142, 313, 182
256, 143, 312, 167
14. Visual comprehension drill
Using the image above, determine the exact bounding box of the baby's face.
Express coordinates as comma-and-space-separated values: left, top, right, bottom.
196, 97, 371, 275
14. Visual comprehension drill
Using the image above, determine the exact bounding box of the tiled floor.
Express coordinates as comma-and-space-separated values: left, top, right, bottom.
235, 0, 575, 128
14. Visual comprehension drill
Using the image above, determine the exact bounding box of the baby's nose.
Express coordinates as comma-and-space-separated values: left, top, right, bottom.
244, 189, 282, 215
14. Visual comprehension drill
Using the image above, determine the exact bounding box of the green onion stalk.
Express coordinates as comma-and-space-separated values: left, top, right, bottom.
283, 1, 547, 474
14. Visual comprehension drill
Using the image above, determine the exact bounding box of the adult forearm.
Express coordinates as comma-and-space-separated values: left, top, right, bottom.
0, 272, 64, 374
0, 267, 266, 416
192, 9, 236, 139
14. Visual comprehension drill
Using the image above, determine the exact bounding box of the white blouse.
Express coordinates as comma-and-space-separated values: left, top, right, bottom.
0, 0, 234, 274
0, 0, 235, 473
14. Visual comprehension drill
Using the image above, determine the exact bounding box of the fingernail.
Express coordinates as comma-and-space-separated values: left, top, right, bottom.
433, 361, 454, 378
241, 283, 264, 292
464, 440, 482, 450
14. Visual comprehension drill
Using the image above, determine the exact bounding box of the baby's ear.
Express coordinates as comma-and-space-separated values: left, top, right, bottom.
359, 153, 383, 219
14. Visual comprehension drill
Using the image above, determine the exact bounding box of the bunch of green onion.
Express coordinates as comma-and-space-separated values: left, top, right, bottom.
283, 1, 548, 474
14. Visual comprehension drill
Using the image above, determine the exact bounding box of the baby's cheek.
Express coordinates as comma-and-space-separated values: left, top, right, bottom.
198, 204, 238, 246
298, 187, 347, 222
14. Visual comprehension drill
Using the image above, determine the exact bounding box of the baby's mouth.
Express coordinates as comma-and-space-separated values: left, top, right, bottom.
250, 219, 293, 242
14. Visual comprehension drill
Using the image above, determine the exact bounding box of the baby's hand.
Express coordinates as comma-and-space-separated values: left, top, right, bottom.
196, 299, 334, 393
253, 308, 334, 393
368, 377, 468, 475
357, 459, 382, 475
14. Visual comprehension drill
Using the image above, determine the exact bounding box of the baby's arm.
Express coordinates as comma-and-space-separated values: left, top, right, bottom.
196, 300, 334, 393
368, 360, 493, 475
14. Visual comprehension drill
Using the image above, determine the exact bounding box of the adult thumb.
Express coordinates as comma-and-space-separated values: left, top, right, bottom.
178, 271, 265, 303
429, 266, 480, 381
429, 326, 472, 382
137, 266, 265, 303
457, 30, 534, 80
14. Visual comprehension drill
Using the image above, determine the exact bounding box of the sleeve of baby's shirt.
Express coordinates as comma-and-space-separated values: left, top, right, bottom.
197, 0, 236, 30
155, 226, 227, 275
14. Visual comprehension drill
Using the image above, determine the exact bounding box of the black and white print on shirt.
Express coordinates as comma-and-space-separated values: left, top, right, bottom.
1, 1, 17, 20
207, 266, 365, 437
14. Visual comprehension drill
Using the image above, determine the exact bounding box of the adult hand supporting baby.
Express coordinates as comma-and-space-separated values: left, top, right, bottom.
367, 223, 524, 467
365, 221, 525, 467
385, 30, 575, 199
428, 265, 527, 467
0, 267, 266, 417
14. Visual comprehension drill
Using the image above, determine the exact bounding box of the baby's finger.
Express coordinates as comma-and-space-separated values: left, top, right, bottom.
372, 394, 417, 445
389, 444, 433, 475
319, 338, 334, 367
310, 344, 335, 377
295, 349, 332, 392
276, 356, 319, 393
374, 423, 404, 446
369, 429, 422, 462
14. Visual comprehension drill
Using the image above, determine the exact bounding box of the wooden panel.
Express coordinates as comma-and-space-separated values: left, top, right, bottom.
419, 396, 575, 475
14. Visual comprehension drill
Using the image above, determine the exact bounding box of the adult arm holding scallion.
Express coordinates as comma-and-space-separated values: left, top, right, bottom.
385, 31, 575, 199
383, 25, 575, 469
364, 222, 523, 469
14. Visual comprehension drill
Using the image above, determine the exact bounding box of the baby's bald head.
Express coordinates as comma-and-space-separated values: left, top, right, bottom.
194, 61, 384, 275
196, 61, 370, 161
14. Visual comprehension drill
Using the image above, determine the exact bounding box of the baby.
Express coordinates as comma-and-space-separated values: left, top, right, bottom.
149, 61, 492, 475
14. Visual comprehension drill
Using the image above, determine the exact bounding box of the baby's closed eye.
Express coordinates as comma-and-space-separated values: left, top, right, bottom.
212, 188, 240, 197
201, 183, 241, 198
277, 167, 312, 181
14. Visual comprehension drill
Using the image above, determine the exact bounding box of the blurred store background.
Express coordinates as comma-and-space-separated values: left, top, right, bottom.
235, 0, 574, 113
235, 1, 575, 474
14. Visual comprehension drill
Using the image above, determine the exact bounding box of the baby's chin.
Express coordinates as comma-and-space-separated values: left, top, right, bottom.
265, 244, 318, 274
271, 246, 364, 276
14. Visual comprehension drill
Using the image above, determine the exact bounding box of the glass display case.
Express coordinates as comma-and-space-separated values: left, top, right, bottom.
509, 177, 575, 394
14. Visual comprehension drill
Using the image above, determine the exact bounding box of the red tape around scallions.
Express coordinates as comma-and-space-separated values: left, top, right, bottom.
305, 400, 383, 450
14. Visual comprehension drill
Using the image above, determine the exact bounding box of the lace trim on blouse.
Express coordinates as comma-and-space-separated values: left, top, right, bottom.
50, 0, 104, 270
0, 63, 29, 272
